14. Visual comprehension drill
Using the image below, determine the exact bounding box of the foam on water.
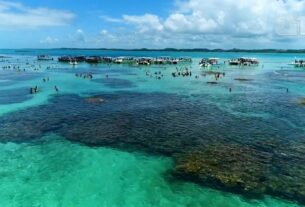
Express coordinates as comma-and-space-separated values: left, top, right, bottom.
0, 134, 300, 207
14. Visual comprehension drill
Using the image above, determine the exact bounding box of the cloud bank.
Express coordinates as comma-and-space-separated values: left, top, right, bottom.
100, 0, 305, 48
0, 0, 75, 29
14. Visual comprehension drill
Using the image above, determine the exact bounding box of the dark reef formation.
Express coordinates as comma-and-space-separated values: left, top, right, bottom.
174, 142, 305, 203
92, 78, 137, 89
0, 88, 33, 104
0, 91, 305, 204
298, 98, 305, 106
234, 78, 253, 82
84, 96, 105, 104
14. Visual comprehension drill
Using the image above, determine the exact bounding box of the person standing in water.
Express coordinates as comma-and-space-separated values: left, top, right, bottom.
54, 86, 59, 92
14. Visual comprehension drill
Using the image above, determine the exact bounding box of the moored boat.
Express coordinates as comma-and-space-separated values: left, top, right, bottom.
69, 59, 78, 65
113, 57, 135, 64
178, 57, 192, 63
58, 56, 72, 62
228, 59, 240, 66
290, 59, 305, 68
229, 57, 259, 66
199, 58, 219, 67
86, 56, 102, 64
136, 57, 152, 65
37, 55, 53, 61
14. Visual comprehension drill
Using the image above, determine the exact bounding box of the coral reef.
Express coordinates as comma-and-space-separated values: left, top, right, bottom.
173, 142, 305, 204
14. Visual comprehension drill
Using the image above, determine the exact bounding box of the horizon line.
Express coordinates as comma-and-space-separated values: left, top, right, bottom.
3, 48, 305, 53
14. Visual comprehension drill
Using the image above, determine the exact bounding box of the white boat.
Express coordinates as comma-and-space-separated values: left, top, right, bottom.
69, 60, 78, 65
228, 59, 240, 65
229, 57, 259, 66
208, 58, 219, 65
37, 55, 53, 61
199, 58, 219, 67
290, 59, 305, 68
114, 58, 123, 64
178, 57, 192, 63
113, 57, 134, 64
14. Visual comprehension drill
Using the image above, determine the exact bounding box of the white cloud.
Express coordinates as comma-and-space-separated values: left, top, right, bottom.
100, 30, 108, 35
98, 29, 117, 42
101, 0, 305, 48
0, 0, 75, 29
100, 15, 123, 23
123, 14, 164, 33
76, 29, 86, 42
40, 36, 59, 44
125, 0, 305, 36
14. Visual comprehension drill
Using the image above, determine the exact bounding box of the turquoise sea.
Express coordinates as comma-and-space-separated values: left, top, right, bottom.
0, 49, 304, 207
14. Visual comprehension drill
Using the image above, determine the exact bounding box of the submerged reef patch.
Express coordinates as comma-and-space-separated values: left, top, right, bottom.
0, 88, 33, 104
0, 92, 305, 204
298, 98, 305, 105
173, 141, 305, 204
84, 96, 105, 104
93, 78, 137, 89
234, 78, 253, 82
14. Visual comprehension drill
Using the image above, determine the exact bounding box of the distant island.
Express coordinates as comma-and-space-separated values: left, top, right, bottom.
59, 48, 305, 53
10, 48, 305, 53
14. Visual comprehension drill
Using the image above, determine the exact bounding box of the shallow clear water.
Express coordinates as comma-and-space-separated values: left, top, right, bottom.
0, 134, 299, 207
0, 49, 305, 206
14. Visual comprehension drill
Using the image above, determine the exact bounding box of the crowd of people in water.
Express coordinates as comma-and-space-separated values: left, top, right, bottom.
172, 67, 192, 78
75, 73, 93, 80
0, 55, 293, 98
30, 77, 59, 94
145, 70, 164, 80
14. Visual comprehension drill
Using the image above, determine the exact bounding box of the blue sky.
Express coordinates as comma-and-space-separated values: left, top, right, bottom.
1, 0, 305, 49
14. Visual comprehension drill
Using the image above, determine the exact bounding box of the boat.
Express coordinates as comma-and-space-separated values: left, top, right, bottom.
113, 57, 134, 64
56, 55, 192, 66
154, 58, 166, 65
69, 59, 78, 65
229, 57, 259, 66
86, 56, 102, 64
74, 56, 86, 62
37, 55, 53, 61
58, 56, 85, 63
240, 57, 259, 66
199, 59, 210, 67
228, 59, 240, 66
101, 57, 113, 63
58, 56, 72, 62
178, 57, 192, 63
113, 57, 123, 64
199, 58, 219, 67
208, 58, 219, 65
290, 59, 305, 68
159, 56, 180, 64
136, 57, 152, 65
